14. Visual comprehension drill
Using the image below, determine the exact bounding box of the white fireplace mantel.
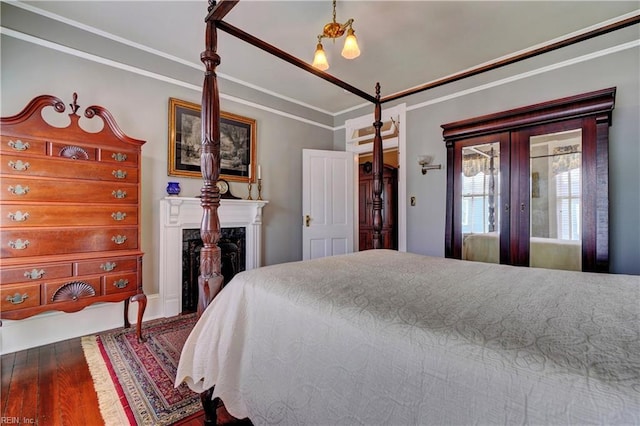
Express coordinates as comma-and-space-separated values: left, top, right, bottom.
158, 196, 268, 317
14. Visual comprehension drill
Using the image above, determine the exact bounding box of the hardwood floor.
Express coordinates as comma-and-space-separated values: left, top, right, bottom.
0, 337, 207, 425
1, 338, 103, 425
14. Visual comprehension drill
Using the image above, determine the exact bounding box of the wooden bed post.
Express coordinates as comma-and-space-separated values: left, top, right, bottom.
372, 83, 384, 249
199, 1, 238, 423
198, 0, 224, 317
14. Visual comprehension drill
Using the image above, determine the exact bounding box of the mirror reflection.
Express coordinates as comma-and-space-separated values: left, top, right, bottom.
461, 142, 500, 264
529, 129, 582, 271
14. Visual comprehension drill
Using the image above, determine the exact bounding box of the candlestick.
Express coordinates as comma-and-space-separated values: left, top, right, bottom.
247, 182, 253, 200
257, 178, 263, 200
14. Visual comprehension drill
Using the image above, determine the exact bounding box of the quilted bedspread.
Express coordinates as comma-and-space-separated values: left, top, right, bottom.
176, 250, 640, 425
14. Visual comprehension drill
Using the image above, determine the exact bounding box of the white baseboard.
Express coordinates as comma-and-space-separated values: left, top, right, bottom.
1, 293, 165, 355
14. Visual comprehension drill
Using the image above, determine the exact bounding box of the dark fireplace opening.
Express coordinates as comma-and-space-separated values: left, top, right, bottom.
182, 227, 246, 314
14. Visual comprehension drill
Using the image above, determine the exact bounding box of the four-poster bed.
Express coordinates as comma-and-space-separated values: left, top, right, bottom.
176, 1, 640, 424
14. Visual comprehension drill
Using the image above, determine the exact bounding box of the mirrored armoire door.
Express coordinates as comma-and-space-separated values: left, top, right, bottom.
443, 88, 616, 273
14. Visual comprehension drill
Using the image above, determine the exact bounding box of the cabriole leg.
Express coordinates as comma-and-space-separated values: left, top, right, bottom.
124, 294, 147, 342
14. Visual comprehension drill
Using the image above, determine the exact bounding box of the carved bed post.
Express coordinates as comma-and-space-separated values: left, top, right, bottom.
199, 1, 224, 317
371, 83, 384, 249
199, 1, 224, 423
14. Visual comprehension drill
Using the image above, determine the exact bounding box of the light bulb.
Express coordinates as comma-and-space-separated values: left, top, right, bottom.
312, 42, 329, 71
341, 28, 360, 59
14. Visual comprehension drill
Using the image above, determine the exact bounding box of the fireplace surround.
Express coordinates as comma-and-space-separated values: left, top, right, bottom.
159, 197, 268, 317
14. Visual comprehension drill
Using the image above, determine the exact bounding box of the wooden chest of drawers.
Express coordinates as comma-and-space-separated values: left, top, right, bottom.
0, 93, 146, 342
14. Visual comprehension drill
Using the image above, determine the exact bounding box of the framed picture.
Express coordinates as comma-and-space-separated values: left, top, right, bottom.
168, 98, 257, 182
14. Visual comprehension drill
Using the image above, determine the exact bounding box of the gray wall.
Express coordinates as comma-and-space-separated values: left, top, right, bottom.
335, 26, 640, 275
1, 4, 334, 294
2, 3, 639, 279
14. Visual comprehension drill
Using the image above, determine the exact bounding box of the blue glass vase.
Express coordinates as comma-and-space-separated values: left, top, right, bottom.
166, 181, 181, 196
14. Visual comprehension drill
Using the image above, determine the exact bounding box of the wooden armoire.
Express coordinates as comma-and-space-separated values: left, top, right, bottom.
359, 162, 398, 250
442, 88, 615, 272
0, 94, 147, 341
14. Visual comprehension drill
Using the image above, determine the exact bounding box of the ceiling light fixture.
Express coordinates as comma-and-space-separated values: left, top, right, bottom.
312, 0, 360, 71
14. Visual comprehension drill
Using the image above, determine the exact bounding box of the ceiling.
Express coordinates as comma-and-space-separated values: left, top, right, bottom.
22, 1, 640, 115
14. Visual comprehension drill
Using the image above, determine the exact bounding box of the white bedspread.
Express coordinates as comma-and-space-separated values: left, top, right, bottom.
176, 250, 640, 425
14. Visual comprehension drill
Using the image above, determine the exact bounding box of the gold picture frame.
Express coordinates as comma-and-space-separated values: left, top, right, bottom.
168, 98, 257, 182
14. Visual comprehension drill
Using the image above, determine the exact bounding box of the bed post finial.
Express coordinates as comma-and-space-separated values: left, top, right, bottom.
371, 83, 384, 249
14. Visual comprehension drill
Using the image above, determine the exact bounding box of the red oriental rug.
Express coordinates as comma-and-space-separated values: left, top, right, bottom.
81, 314, 202, 425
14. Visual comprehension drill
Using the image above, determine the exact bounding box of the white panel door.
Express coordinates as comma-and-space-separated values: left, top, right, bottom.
302, 149, 356, 260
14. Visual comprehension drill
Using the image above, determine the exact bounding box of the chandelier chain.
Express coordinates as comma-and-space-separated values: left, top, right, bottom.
332, 0, 337, 23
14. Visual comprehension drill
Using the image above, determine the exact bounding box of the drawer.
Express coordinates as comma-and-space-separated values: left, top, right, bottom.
0, 154, 138, 183
49, 142, 98, 161
1, 283, 41, 312
44, 277, 101, 305
103, 272, 138, 295
76, 256, 138, 275
1, 262, 73, 285
1, 204, 138, 227
100, 148, 138, 167
1, 227, 138, 258
0, 136, 47, 156
1, 177, 138, 204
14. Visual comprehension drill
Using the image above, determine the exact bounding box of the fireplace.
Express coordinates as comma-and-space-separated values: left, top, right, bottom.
159, 197, 268, 317
182, 227, 246, 313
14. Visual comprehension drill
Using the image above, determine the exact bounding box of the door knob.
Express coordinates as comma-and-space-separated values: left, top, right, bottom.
305, 215, 311, 227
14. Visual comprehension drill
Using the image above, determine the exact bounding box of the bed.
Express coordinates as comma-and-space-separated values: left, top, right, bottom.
177, 249, 640, 424
176, 1, 640, 423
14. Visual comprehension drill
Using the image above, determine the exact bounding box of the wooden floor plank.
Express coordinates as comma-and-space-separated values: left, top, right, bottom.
37, 344, 60, 425
1, 351, 16, 415
55, 339, 100, 426
68, 340, 102, 425
2, 351, 27, 423
16, 347, 40, 423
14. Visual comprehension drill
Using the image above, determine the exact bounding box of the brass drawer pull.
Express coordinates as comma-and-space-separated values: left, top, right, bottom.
8, 185, 30, 196
6, 293, 29, 304
8, 139, 29, 151
112, 153, 128, 162
112, 189, 127, 199
112, 170, 127, 179
111, 212, 127, 221
8, 239, 30, 250
111, 235, 127, 245
24, 269, 45, 280
8, 211, 29, 222
101, 262, 117, 272
8, 160, 30, 171
113, 279, 129, 289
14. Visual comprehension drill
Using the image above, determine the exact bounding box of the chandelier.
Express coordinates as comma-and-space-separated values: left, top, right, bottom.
312, 0, 361, 71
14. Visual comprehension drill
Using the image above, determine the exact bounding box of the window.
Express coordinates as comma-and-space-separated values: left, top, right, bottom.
462, 172, 499, 234
555, 167, 581, 240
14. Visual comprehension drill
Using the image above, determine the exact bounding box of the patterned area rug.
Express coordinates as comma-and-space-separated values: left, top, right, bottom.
81, 314, 202, 425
